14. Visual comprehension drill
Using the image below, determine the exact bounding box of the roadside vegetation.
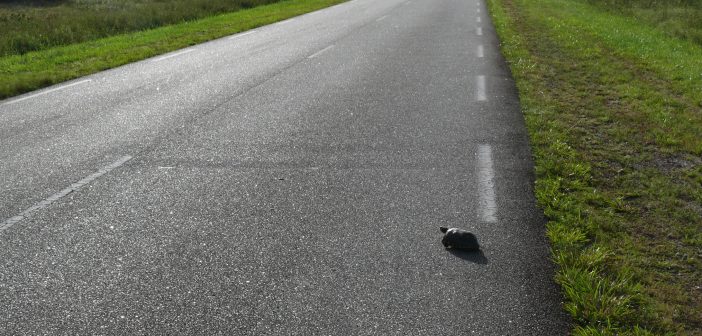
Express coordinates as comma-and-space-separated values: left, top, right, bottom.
487, 0, 702, 334
584, 0, 702, 46
0, 0, 281, 57
0, 0, 345, 99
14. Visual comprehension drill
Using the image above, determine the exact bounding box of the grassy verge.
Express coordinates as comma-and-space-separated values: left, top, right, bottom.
487, 0, 702, 334
0, 0, 283, 57
583, 0, 702, 46
0, 0, 346, 100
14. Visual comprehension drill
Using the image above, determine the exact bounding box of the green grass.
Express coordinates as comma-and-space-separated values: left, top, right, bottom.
0, 0, 282, 57
0, 0, 346, 100
487, 0, 702, 334
584, 0, 702, 46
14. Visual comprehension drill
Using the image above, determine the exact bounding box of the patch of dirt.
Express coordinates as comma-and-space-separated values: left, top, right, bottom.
642, 153, 702, 173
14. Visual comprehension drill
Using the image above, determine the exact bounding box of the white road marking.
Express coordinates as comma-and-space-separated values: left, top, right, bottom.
276, 18, 294, 25
0, 155, 133, 233
228, 30, 256, 40
3, 79, 92, 106
308, 45, 334, 59
477, 44, 484, 58
477, 27, 483, 36
476, 75, 487, 101
477, 16, 481, 23
152, 49, 195, 62
477, 145, 497, 223
376, 15, 388, 22
477, 8, 481, 13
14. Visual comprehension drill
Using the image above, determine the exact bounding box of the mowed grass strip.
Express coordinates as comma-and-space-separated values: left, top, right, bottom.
583, 0, 702, 47
0, 0, 284, 57
487, 0, 702, 334
0, 0, 346, 100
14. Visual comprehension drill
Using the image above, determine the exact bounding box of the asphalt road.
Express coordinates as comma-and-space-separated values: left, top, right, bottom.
0, 0, 571, 334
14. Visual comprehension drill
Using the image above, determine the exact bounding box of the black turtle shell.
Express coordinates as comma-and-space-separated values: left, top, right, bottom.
441, 227, 480, 251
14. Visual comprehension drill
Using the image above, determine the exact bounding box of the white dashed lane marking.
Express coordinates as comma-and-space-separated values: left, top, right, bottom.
476, 75, 487, 101
477, 145, 497, 223
3, 79, 92, 106
275, 18, 295, 26
228, 30, 256, 40
308, 45, 335, 59
152, 49, 195, 62
0, 156, 133, 233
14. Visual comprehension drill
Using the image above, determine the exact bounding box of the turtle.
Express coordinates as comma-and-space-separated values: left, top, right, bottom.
440, 226, 480, 251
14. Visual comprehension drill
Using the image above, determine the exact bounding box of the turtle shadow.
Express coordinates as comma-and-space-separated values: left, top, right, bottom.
447, 249, 489, 264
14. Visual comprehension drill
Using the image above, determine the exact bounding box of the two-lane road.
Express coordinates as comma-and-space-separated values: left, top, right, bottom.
0, 0, 570, 333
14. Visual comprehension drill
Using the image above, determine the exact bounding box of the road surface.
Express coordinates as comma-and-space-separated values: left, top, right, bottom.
0, 0, 571, 334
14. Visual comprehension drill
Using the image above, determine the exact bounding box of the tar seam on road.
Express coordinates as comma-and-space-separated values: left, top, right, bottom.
476, 75, 487, 101
477, 45, 484, 58
0, 155, 133, 233
477, 145, 497, 223
3, 79, 92, 106
152, 49, 195, 62
477, 27, 483, 36
308, 45, 335, 59
376, 15, 388, 22
228, 31, 256, 40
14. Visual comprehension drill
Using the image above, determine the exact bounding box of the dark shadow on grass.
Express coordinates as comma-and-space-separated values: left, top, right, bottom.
448, 249, 489, 264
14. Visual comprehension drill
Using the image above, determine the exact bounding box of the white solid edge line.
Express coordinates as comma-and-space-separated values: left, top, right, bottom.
0, 155, 133, 233
308, 45, 335, 59
228, 30, 256, 40
376, 15, 388, 22
477, 45, 484, 58
152, 49, 195, 62
476, 75, 487, 101
477, 27, 483, 36
477, 145, 497, 223
4, 79, 92, 106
